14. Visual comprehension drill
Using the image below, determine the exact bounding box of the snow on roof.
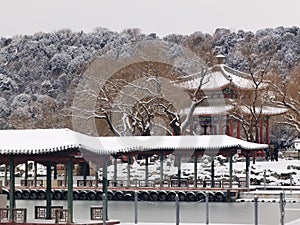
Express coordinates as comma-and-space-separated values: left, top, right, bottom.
0, 128, 116, 155
216, 54, 225, 58
103, 135, 268, 152
240, 105, 288, 116
176, 70, 229, 90
293, 139, 300, 143
175, 64, 265, 91
292, 139, 300, 150
189, 105, 288, 117
0, 129, 267, 156
191, 105, 234, 115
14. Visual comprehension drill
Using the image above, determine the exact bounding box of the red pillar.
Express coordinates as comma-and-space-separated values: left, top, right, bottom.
229, 119, 234, 137
259, 119, 264, 144
204, 125, 207, 135
237, 121, 241, 139
266, 117, 270, 146
189, 124, 193, 135
219, 117, 223, 135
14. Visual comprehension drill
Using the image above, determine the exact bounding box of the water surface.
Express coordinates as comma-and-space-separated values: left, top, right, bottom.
16, 200, 300, 225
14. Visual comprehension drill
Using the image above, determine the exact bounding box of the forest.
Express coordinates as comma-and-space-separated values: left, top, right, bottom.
0, 26, 299, 146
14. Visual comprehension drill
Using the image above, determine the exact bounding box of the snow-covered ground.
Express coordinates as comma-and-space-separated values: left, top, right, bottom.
104, 155, 300, 187
2, 155, 300, 188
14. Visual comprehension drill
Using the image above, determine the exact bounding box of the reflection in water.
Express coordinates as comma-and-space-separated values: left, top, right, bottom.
16, 200, 300, 225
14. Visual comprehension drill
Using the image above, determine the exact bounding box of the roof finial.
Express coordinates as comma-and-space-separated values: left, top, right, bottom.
215, 54, 225, 64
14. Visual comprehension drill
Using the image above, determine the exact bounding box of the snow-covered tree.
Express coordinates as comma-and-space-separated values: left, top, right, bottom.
0, 26, 299, 135
71, 39, 209, 137
269, 65, 300, 136
228, 34, 279, 142
9, 94, 66, 129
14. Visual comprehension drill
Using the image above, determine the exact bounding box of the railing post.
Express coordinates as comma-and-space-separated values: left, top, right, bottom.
177, 156, 181, 187
46, 161, 52, 219
175, 194, 179, 225
9, 155, 15, 221
160, 151, 164, 187
95, 164, 99, 188
113, 156, 117, 187
206, 191, 209, 225
280, 192, 285, 225
134, 191, 138, 224
83, 161, 88, 186
263, 170, 266, 191
246, 152, 250, 191
127, 156, 131, 188
67, 159, 73, 223
254, 195, 258, 225
145, 156, 149, 187
290, 173, 293, 192
103, 193, 107, 225
24, 161, 28, 187
229, 154, 233, 188
102, 160, 108, 220
4, 165, 7, 187
194, 151, 197, 188
34, 161, 38, 187
211, 158, 215, 188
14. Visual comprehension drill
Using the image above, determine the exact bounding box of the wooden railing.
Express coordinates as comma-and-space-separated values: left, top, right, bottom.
0, 208, 27, 223
54, 209, 69, 223
34, 206, 63, 219
90, 206, 103, 220
20, 180, 43, 187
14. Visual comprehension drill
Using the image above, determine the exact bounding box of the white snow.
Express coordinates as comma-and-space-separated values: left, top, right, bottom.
0, 129, 267, 156
105, 156, 300, 187
186, 105, 234, 116
175, 64, 260, 91
240, 105, 288, 116
292, 139, 300, 150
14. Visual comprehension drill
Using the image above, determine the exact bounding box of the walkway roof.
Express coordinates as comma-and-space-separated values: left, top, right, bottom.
0, 129, 268, 156
0, 128, 117, 155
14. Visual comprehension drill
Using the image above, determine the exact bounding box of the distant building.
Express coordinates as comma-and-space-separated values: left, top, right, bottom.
175, 54, 288, 148
293, 139, 300, 150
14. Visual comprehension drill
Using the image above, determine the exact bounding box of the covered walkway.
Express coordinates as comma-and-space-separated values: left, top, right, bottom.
0, 128, 267, 223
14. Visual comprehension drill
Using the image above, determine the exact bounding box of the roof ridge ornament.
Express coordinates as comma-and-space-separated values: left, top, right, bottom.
215, 54, 225, 65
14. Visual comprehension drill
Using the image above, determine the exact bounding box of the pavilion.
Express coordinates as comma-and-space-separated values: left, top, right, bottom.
175, 54, 288, 147
0, 128, 267, 223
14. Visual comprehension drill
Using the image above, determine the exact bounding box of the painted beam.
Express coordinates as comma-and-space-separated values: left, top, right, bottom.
46, 161, 52, 219
145, 156, 149, 187
9, 155, 15, 221
194, 151, 198, 188
160, 151, 164, 187
67, 159, 73, 223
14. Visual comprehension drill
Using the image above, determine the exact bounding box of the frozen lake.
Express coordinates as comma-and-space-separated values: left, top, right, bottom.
15, 200, 300, 225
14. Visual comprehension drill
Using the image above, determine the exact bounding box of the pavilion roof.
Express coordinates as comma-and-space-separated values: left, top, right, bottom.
186, 105, 287, 116
0, 129, 268, 156
174, 63, 267, 91
185, 105, 234, 116
240, 105, 288, 116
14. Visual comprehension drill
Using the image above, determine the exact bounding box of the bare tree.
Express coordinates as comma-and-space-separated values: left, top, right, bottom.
71, 40, 209, 137
229, 35, 278, 142
269, 65, 300, 135
159, 69, 208, 135
72, 61, 209, 137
